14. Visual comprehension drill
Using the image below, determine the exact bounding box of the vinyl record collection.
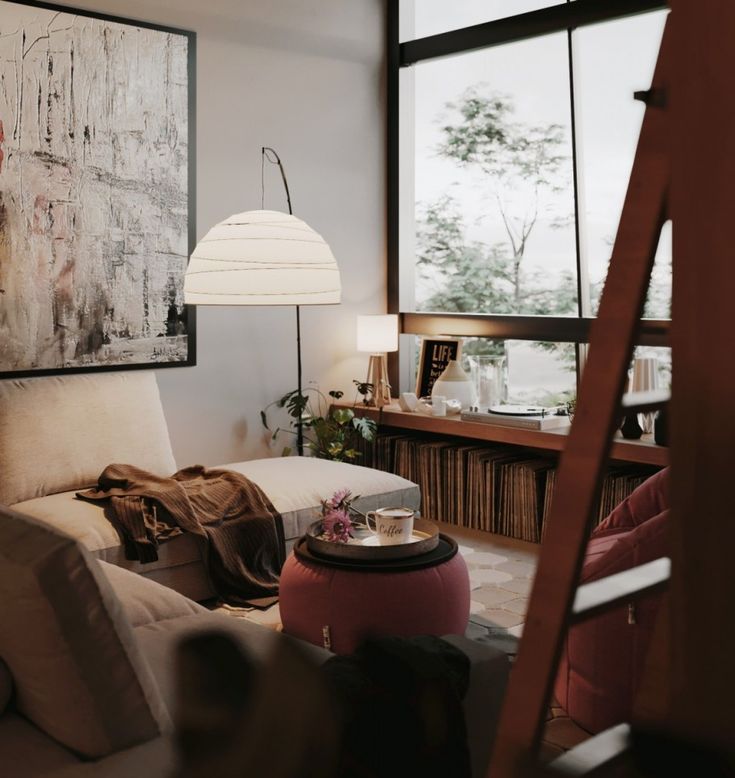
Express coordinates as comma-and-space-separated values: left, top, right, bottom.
357, 432, 659, 544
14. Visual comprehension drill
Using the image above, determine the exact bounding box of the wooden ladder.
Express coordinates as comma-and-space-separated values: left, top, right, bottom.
486, 14, 674, 778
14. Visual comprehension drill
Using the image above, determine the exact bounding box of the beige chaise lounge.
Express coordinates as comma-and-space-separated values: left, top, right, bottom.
0, 371, 420, 601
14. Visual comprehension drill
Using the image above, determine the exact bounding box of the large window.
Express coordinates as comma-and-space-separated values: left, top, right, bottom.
573, 12, 669, 316
404, 33, 577, 317
394, 1, 670, 403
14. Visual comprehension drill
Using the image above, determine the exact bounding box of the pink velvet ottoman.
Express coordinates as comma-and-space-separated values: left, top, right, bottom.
279, 536, 470, 654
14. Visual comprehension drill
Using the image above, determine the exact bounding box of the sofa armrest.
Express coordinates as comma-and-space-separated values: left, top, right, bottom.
442, 635, 510, 778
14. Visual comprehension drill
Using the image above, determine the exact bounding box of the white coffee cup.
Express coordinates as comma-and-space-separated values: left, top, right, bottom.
365, 507, 415, 546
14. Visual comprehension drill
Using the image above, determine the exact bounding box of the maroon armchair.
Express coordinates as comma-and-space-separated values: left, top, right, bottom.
554, 468, 670, 734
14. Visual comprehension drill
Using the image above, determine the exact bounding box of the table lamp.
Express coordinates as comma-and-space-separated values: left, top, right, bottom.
184, 149, 341, 455
356, 314, 398, 407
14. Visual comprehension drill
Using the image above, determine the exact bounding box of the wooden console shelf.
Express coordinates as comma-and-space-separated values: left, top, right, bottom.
343, 403, 667, 468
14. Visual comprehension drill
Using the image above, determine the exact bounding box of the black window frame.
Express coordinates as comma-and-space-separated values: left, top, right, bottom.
387, 0, 670, 391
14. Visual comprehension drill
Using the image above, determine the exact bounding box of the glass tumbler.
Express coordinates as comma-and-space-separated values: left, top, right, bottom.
467, 355, 508, 409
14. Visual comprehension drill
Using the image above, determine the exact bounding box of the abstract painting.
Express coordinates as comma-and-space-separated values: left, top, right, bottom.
0, 1, 195, 377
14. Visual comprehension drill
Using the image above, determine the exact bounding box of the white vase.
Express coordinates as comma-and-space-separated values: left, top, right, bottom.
431, 360, 477, 410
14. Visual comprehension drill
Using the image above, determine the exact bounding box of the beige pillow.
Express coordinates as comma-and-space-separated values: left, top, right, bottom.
0, 371, 176, 506
0, 506, 170, 758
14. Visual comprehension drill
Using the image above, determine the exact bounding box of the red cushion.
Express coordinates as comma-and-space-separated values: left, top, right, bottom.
279, 552, 470, 654
554, 469, 669, 733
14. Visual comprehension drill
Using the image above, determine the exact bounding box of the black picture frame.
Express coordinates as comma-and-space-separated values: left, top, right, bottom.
415, 338, 462, 398
0, 0, 196, 379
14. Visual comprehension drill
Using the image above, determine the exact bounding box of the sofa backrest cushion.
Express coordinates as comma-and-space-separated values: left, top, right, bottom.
0, 506, 171, 758
0, 371, 176, 506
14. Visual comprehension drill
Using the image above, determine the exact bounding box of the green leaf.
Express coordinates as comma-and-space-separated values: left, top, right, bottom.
310, 417, 329, 436
260, 410, 269, 430
277, 390, 295, 408
281, 446, 292, 457
285, 391, 309, 420
331, 408, 354, 426
352, 416, 377, 441
353, 380, 373, 396
328, 390, 344, 400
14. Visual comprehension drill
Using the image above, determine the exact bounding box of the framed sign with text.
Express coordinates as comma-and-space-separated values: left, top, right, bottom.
415, 338, 462, 398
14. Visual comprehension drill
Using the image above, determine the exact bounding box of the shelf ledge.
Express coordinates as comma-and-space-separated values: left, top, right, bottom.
341, 403, 668, 468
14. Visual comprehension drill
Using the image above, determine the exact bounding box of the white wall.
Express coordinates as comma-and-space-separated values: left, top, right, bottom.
55, 0, 387, 466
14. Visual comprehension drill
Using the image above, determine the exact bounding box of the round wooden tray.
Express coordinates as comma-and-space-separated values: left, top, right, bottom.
304, 517, 440, 562
295, 532, 457, 573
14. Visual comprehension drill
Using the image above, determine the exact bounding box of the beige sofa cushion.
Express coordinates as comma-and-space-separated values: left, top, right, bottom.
11, 490, 202, 564
96, 560, 332, 718
0, 371, 176, 506
223, 457, 421, 539
11, 458, 421, 557
0, 506, 170, 758
98, 561, 206, 628
10, 491, 121, 552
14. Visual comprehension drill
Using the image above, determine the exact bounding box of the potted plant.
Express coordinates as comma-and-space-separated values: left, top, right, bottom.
261, 388, 377, 462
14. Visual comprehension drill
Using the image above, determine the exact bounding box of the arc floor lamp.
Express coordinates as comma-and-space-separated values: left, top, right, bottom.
184, 148, 341, 455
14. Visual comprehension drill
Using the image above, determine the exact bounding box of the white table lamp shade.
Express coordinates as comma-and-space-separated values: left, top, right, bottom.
356, 314, 398, 353
184, 209, 341, 306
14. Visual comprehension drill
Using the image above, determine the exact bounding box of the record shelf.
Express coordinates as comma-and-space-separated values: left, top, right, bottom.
341, 403, 666, 542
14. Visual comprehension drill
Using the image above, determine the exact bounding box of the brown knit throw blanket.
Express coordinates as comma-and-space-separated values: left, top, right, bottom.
77, 464, 285, 606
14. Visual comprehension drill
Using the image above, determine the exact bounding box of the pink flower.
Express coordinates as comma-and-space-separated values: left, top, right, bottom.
326, 488, 352, 511
322, 508, 354, 543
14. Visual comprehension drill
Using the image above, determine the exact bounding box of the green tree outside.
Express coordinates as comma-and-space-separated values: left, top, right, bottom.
415, 87, 577, 372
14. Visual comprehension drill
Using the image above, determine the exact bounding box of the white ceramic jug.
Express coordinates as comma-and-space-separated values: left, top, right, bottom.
431, 360, 477, 410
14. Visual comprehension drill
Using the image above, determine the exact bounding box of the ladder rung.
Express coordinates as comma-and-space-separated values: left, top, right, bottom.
620, 388, 670, 413
571, 557, 671, 623
548, 723, 631, 775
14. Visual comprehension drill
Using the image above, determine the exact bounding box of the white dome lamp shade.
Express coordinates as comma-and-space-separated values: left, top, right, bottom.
184, 210, 341, 307
184, 148, 341, 455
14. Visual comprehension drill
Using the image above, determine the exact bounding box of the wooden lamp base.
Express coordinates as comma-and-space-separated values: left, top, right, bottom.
366, 354, 392, 407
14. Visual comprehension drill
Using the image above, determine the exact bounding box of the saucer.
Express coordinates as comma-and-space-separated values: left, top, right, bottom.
361, 530, 432, 547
